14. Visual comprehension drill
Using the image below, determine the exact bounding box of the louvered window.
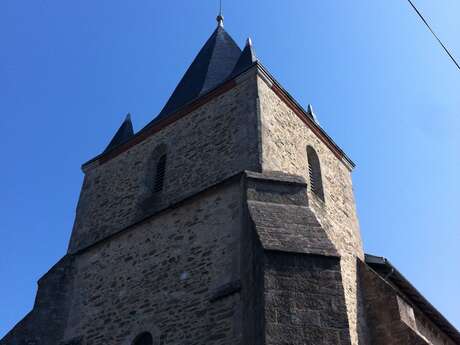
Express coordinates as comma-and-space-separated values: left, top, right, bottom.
308, 163, 316, 191
307, 146, 325, 202
153, 154, 166, 193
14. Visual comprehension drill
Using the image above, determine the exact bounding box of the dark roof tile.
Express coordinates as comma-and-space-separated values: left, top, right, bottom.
154, 26, 242, 122
230, 38, 257, 78
103, 114, 134, 153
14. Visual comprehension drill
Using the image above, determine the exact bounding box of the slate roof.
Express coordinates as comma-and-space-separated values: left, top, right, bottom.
103, 114, 134, 153
100, 23, 259, 156
154, 25, 243, 122
229, 38, 257, 79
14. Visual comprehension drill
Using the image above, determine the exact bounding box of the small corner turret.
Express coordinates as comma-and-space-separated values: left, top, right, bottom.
230, 37, 258, 78
103, 113, 134, 154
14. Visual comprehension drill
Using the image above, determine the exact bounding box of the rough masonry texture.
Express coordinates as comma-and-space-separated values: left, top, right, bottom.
2, 20, 459, 345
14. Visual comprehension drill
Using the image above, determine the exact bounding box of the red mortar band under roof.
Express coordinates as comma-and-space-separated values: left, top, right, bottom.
365, 254, 460, 344
82, 63, 355, 172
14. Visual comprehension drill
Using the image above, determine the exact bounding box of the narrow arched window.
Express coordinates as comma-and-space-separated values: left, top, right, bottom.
132, 332, 153, 345
153, 154, 166, 193
307, 146, 325, 201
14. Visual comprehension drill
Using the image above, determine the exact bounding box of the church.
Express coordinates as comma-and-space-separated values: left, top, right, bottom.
2, 13, 459, 345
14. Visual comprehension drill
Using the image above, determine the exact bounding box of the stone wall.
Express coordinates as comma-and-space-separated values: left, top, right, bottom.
256, 75, 362, 258
67, 65, 368, 345
256, 73, 366, 344
69, 70, 260, 254
359, 261, 456, 345
414, 309, 457, 345
63, 180, 245, 345
3, 170, 360, 345
4, 52, 459, 345
0, 256, 75, 345
263, 251, 351, 345
245, 171, 338, 257
243, 171, 354, 344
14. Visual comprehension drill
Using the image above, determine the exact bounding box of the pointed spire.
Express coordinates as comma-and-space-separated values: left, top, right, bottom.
104, 113, 134, 153
230, 36, 258, 78
244, 37, 257, 61
216, 0, 224, 27
307, 104, 320, 124
154, 24, 241, 121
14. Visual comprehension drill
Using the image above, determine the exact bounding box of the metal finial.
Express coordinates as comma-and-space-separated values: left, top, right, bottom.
216, 0, 224, 27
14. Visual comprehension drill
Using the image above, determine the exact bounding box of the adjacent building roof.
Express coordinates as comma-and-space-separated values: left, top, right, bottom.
365, 254, 460, 344
153, 24, 245, 124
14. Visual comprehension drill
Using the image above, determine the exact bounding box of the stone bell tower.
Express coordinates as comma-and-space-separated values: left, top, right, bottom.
3, 13, 459, 345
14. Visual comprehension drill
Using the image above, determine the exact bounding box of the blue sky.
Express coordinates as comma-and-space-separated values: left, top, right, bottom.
1, 0, 459, 337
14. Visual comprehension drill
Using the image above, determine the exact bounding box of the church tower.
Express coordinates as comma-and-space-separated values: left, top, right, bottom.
3, 14, 459, 345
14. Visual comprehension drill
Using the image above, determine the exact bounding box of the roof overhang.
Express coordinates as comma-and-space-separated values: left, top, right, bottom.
365, 254, 460, 343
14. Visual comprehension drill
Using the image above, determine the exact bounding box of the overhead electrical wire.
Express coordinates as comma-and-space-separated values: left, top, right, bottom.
407, 0, 460, 71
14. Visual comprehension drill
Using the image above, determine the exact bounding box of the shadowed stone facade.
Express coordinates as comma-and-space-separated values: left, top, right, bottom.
257, 71, 365, 344
69, 70, 260, 254
2, 20, 459, 345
